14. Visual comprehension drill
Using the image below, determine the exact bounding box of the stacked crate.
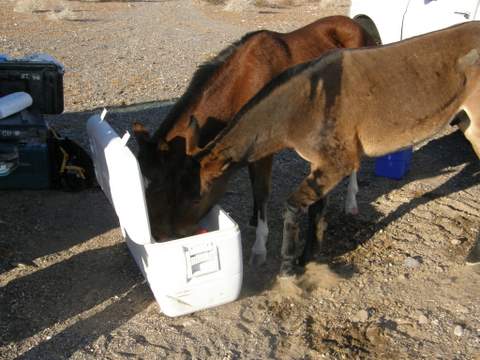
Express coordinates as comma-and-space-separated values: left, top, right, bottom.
0, 55, 64, 189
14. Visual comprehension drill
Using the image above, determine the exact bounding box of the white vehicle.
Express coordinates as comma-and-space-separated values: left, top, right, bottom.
350, 0, 480, 44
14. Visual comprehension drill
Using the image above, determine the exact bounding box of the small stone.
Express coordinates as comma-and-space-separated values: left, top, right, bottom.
418, 314, 428, 325
395, 318, 410, 325
12, 262, 27, 268
182, 319, 196, 327
404, 257, 421, 268
454, 325, 464, 337
451, 239, 463, 246
365, 324, 383, 344
352, 309, 369, 323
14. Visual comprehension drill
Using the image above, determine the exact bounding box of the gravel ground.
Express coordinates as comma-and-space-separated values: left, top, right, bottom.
1, 1, 479, 359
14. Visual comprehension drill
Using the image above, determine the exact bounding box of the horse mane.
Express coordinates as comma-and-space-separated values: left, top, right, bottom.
152, 30, 266, 142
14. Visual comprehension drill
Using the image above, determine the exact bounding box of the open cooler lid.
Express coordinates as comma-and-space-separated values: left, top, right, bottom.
87, 110, 152, 245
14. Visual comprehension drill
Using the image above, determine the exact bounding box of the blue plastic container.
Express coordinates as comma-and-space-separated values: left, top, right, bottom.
374, 148, 413, 180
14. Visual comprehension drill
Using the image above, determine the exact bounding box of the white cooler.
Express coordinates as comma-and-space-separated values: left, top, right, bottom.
86, 112, 243, 317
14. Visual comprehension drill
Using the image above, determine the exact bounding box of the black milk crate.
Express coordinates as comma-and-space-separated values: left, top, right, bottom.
0, 60, 64, 114
0, 142, 50, 189
0, 110, 48, 142
0, 111, 51, 189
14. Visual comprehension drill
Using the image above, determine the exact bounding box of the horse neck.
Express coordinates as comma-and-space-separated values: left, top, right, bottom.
189, 48, 265, 124
157, 39, 263, 144
199, 103, 291, 190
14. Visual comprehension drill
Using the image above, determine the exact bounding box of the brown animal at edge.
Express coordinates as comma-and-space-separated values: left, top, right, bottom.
132, 16, 375, 266
162, 22, 480, 276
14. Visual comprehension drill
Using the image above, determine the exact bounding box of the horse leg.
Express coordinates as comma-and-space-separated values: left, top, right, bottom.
301, 196, 329, 266
248, 163, 259, 227
459, 101, 480, 266
462, 93, 480, 159
280, 163, 350, 276
248, 156, 273, 266
460, 118, 480, 159
303, 170, 358, 265
345, 171, 359, 215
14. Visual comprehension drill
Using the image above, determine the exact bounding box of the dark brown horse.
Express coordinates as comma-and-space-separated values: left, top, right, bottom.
133, 16, 375, 265
153, 22, 480, 276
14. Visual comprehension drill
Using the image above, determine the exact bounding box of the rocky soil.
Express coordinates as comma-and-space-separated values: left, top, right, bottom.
0, 0, 479, 359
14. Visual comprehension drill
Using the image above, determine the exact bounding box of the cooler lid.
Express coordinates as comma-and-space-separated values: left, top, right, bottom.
87, 110, 152, 245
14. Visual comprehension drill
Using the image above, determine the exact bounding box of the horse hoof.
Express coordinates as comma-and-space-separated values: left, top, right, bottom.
466, 242, 480, 265
278, 261, 297, 278
249, 252, 266, 267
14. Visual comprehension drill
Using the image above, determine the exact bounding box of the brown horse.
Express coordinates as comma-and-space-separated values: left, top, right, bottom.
133, 16, 375, 265
150, 21, 480, 275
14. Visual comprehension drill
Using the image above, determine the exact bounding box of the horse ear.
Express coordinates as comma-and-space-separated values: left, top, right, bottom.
185, 115, 200, 155
197, 149, 232, 191
132, 121, 170, 153
132, 122, 151, 147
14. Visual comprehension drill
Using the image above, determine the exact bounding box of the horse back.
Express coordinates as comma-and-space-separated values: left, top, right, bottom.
334, 21, 480, 156
161, 16, 374, 146
283, 15, 376, 63
192, 16, 375, 136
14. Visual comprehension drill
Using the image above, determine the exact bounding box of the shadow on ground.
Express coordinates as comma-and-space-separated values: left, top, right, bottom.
242, 129, 479, 291
15, 282, 152, 360
0, 244, 149, 345
0, 101, 170, 356
321, 130, 479, 259
1, 101, 479, 357
0, 100, 173, 274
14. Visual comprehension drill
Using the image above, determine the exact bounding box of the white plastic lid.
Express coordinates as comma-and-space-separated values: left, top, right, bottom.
87, 111, 152, 245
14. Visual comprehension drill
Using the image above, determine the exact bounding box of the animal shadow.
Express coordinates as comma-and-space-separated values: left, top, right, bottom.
0, 243, 150, 347
321, 129, 479, 259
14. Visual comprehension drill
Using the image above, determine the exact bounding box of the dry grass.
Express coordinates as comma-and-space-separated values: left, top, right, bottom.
13, 0, 79, 20
14, 0, 66, 13
219, 0, 348, 11
222, 0, 292, 11
13, 0, 139, 15
223, 0, 252, 11
47, 7, 77, 20
202, 0, 227, 5
253, 0, 271, 7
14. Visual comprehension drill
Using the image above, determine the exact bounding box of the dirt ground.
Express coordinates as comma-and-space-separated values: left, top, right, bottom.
1, 0, 479, 359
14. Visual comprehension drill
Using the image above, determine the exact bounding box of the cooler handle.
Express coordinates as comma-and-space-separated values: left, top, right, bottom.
184, 242, 220, 280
